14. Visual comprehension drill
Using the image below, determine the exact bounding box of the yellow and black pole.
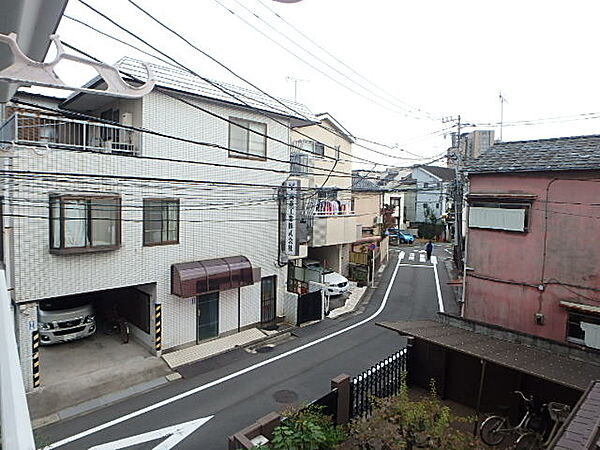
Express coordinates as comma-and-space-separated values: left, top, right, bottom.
154, 303, 162, 355
31, 330, 40, 388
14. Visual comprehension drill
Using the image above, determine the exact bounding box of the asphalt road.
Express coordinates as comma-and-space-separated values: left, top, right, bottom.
38, 245, 458, 450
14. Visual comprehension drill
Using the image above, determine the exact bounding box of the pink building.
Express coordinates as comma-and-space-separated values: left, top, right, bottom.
463, 135, 600, 350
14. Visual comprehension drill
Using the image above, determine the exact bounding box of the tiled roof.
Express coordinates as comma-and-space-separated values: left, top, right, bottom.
420, 165, 455, 181
116, 57, 317, 121
464, 134, 600, 174
352, 172, 382, 191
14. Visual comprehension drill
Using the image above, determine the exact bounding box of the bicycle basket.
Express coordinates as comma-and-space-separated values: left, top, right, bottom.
547, 402, 570, 422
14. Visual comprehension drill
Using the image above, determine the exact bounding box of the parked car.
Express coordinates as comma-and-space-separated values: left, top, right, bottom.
387, 228, 415, 244
38, 297, 96, 345
302, 259, 350, 296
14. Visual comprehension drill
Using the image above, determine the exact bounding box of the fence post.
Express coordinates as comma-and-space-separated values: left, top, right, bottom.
331, 373, 351, 425
406, 336, 415, 386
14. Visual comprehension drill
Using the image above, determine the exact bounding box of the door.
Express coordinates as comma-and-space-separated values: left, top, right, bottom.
197, 292, 219, 342
261, 276, 277, 325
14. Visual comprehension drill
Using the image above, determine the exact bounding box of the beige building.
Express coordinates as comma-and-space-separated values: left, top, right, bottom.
289, 113, 357, 276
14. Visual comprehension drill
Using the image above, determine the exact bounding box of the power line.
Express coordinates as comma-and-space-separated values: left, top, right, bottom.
65, 6, 447, 165
254, 0, 440, 121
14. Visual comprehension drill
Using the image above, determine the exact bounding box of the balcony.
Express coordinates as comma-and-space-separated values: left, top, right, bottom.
0, 112, 141, 155
310, 200, 358, 247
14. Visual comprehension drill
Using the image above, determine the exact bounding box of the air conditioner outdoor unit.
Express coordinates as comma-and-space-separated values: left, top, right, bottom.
121, 112, 133, 127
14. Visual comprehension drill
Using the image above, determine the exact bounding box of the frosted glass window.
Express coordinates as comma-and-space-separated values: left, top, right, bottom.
229, 118, 266, 158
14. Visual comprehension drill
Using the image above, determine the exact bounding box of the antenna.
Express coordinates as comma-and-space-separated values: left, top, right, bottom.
285, 76, 308, 102
499, 91, 508, 141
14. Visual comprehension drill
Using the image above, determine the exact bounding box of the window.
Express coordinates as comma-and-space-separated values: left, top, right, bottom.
294, 139, 325, 157
50, 195, 120, 253
422, 202, 428, 209
567, 310, 600, 349
436, 203, 440, 209
229, 118, 267, 159
469, 202, 530, 232
143, 199, 179, 245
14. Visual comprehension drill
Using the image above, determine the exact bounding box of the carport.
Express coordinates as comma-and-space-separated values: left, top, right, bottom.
29, 284, 170, 421
378, 318, 600, 426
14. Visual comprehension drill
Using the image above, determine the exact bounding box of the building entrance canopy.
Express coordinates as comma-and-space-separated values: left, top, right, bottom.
171, 256, 256, 297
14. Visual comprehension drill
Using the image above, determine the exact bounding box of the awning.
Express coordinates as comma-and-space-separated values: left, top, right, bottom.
560, 300, 600, 314
171, 256, 258, 297
354, 236, 382, 244
378, 319, 600, 391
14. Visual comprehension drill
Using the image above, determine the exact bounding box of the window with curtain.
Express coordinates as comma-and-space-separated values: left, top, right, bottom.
143, 199, 179, 245
50, 195, 120, 253
228, 118, 267, 159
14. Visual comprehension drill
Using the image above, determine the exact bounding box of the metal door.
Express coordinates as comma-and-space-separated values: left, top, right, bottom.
197, 292, 219, 342
261, 276, 277, 325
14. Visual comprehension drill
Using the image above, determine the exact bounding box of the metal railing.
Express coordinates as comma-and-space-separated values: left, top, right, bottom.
314, 200, 353, 217
351, 348, 407, 418
5, 112, 141, 155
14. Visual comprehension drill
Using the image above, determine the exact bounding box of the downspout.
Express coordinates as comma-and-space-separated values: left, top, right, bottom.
237, 287, 241, 333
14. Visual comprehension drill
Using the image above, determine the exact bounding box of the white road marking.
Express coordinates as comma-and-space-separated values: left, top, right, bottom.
398, 264, 433, 269
431, 256, 445, 313
419, 254, 426, 263
45, 253, 407, 450
88, 416, 213, 450
408, 253, 415, 261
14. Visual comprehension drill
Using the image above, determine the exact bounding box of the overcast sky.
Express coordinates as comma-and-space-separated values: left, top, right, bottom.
44, 0, 600, 168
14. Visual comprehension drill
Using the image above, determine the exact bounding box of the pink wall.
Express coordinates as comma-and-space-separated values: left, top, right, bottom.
464, 171, 600, 342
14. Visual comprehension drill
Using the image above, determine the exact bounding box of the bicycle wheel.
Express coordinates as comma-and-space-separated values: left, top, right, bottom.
480, 416, 508, 446
120, 322, 130, 344
516, 432, 540, 450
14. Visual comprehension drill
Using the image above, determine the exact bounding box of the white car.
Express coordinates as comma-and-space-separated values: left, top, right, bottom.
303, 259, 350, 296
322, 270, 350, 296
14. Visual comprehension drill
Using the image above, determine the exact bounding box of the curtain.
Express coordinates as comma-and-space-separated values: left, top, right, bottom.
64, 200, 88, 247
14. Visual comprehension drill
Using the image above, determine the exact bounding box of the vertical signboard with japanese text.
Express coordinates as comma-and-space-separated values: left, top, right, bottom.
285, 179, 299, 256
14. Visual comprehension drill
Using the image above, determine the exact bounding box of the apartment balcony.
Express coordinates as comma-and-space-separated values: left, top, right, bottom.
0, 112, 141, 155
310, 200, 359, 247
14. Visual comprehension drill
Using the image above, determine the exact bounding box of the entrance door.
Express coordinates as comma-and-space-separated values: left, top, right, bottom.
197, 292, 219, 342
260, 276, 277, 325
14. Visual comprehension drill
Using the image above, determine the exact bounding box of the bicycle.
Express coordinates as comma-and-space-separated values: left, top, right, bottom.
480, 391, 539, 448
513, 401, 571, 449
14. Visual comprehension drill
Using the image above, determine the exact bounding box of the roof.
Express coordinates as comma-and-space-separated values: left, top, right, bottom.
465, 134, 600, 174
550, 380, 600, 449
378, 320, 600, 391
352, 172, 382, 192
417, 165, 455, 181
315, 112, 355, 143
64, 57, 317, 122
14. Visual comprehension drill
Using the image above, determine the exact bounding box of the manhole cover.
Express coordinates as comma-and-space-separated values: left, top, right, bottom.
273, 389, 298, 403
255, 345, 274, 353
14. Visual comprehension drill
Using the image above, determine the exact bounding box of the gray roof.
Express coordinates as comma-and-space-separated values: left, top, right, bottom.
464, 134, 600, 174
352, 172, 382, 192
114, 57, 316, 121
420, 165, 455, 181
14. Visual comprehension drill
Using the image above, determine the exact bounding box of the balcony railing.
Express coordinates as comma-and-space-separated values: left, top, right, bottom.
1, 112, 141, 155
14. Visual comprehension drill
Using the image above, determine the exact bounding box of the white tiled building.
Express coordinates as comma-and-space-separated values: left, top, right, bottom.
0, 58, 314, 390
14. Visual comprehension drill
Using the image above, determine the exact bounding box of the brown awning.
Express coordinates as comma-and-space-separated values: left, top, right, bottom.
377, 319, 600, 391
171, 256, 257, 297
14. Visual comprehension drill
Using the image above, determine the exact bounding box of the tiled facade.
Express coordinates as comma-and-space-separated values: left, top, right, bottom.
4, 89, 300, 389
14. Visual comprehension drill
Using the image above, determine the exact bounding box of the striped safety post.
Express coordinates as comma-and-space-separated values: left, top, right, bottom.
32, 330, 40, 388
154, 304, 162, 353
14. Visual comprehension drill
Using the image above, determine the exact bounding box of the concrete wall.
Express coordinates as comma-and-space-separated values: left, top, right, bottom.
464, 171, 600, 342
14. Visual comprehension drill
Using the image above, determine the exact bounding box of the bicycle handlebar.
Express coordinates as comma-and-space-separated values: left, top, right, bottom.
513, 390, 533, 403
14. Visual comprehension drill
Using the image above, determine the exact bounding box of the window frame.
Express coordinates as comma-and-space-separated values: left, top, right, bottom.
142, 198, 180, 246
228, 117, 267, 160
49, 194, 121, 254
469, 201, 532, 233
566, 310, 600, 347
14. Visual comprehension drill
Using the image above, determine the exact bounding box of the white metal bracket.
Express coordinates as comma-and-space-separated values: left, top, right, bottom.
0, 33, 155, 98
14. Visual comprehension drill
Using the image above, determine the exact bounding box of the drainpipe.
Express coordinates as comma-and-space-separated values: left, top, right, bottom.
237, 287, 241, 333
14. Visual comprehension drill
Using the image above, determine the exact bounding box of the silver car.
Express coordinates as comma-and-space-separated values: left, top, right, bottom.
38, 298, 96, 345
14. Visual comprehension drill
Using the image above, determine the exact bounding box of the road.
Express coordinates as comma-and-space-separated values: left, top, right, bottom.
38, 245, 458, 449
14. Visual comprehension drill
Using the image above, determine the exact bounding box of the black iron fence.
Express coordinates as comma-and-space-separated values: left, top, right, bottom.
351, 348, 407, 418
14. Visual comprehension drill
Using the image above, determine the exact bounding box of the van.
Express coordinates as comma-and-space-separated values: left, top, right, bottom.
38, 297, 96, 345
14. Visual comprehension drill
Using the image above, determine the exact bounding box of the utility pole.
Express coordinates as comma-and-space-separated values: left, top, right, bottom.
452, 115, 464, 271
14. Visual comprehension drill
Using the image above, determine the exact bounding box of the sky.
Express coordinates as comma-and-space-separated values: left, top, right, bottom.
36, 0, 600, 169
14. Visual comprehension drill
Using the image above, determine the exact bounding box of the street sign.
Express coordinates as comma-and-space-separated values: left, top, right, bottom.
88, 416, 214, 450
